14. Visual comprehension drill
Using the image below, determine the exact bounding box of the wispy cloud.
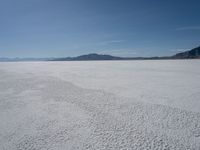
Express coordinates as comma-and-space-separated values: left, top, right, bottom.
176, 26, 200, 31
170, 48, 188, 52
100, 49, 137, 57
99, 40, 125, 45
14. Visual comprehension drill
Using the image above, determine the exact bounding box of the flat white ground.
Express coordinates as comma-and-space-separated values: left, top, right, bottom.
0, 60, 200, 149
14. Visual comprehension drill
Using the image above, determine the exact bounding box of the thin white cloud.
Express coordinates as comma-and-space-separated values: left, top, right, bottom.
100, 49, 137, 57
176, 26, 200, 31
170, 48, 188, 52
99, 40, 125, 45
106, 40, 125, 43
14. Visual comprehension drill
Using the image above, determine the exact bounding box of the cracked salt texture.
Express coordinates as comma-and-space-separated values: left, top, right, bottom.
0, 60, 200, 149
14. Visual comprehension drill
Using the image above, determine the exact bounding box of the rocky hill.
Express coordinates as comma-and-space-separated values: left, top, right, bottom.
173, 46, 200, 59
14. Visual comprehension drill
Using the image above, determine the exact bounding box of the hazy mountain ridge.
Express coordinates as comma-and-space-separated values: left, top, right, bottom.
0, 57, 50, 62
51, 54, 169, 61
52, 53, 124, 61
52, 46, 200, 61
0, 46, 199, 62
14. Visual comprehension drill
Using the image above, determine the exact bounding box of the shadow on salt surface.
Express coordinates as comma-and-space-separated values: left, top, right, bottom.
0, 71, 200, 150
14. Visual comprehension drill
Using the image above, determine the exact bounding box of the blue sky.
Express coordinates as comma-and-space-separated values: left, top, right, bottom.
0, 0, 200, 57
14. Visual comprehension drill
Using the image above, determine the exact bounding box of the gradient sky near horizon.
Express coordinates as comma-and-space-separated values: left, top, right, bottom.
0, 0, 200, 57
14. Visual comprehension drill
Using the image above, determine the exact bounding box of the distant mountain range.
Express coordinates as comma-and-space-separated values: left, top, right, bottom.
0, 46, 199, 62
52, 53, 123, 61
0, 57, 50, 62
51, 53, 168, 61
52, 46, 200, 61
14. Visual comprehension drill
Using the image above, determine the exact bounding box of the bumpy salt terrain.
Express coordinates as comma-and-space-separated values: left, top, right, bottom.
0, 60, 200, 149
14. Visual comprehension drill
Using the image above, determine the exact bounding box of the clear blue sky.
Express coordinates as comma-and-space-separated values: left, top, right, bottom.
0, 0, 199, 57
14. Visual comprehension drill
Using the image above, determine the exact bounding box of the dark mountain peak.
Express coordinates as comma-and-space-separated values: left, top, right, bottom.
75, 53, 122, 60
53, 53, 123, 61
173, 46, 200, 59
